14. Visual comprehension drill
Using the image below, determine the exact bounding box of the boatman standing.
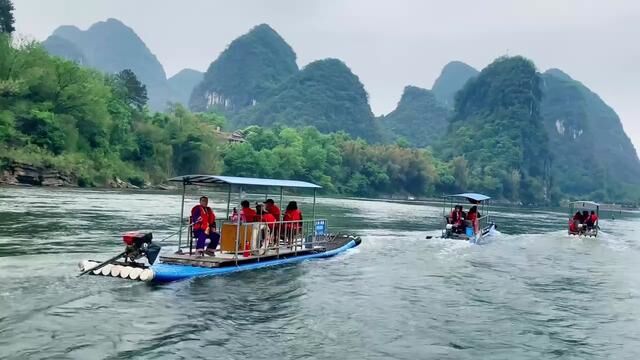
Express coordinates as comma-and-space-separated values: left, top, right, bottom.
191, 196, 220, 256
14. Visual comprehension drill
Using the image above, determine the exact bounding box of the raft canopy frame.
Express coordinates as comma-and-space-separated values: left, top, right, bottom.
168, 175, 322, 189
168, 174, 323, 255
443, 193, 492, 219
568, 200, 600, 220
568, 200, 600, 210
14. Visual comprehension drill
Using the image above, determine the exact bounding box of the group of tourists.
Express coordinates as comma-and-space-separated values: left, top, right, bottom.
190, 196, 304, 256
448, 204, 481, 235
569, 210, 598, 234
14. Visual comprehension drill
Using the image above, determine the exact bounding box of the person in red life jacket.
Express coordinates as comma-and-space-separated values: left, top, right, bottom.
264, 199, 281, 239
581, 211, 589, 223
240, 200, 257, 223
191, 196, 219, 256
572, 211, 583, 224
586, 210, 598, 229
449, 205, 465, 233
581, 210, 590, 234
255, 205, 277, 228
264, 199, 281, 220
283, 201, 303, 245
466, 206, 479, 235
570, 211, 582, 233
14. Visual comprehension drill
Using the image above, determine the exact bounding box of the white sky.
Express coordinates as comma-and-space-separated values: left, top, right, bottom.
13, 0, 640, 151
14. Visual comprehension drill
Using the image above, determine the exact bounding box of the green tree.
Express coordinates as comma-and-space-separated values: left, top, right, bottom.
114, 69, 148, 110
0, 0, 15, 34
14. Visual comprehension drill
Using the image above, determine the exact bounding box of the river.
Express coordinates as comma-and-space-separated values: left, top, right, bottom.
1, 187, 640, 359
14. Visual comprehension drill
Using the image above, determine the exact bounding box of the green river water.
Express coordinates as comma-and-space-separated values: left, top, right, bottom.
1, 187, 640, 359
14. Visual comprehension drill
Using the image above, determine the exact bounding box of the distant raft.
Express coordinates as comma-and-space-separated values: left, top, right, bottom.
438, 192, 497, 244
567, 200, 600, 238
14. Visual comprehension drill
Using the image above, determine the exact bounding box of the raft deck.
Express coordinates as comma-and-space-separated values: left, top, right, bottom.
159, 246, 323, 268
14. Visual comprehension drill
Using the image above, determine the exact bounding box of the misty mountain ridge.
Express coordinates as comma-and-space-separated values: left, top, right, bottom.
42, 18, 197, 110
432, 61, 479, 108
167, 69, 204, 110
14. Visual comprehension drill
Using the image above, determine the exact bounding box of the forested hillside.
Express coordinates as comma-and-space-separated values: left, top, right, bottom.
0, 34, 448, 197
439, 56, 551, 204
383, 86, 450, 147
3, 2, 640, 203
541, 69, 640, 199
233, 59, 383, 142
189, 24, 298, 112
0, 35, 224, 185
222, 126, 440, 196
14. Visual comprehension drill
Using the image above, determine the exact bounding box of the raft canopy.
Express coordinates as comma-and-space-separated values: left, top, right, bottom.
569, 200, 600, 208
446, 193, 491, 203
168, 175, 322, 189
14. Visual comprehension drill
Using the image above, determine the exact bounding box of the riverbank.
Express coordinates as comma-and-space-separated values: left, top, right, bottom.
0, 161, 176, 190
2, 161, 636, 210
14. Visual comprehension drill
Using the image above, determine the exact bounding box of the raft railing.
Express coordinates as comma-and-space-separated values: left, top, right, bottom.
182, 218, 331, 264
477, 214, 492, 232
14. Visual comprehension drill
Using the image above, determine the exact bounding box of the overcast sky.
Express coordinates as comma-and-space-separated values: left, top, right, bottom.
13, 0, 640, 150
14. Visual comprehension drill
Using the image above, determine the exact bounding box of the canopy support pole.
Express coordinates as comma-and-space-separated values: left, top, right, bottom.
235, 185, 243, 263
176, 181, 186, 254
442, 194, 445, 228
312, 188, 317, 247
226, 184, 231, 221
279, 187, 284, 221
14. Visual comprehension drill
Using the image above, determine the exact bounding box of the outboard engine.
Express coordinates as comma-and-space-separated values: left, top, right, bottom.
122, 231, 161, 265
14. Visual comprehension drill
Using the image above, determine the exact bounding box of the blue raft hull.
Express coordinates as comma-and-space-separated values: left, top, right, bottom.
151, 238, 360, 283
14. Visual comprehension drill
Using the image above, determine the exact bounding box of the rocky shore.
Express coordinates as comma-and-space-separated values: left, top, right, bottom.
0, 162, 175, 190
0, 162, 76, 187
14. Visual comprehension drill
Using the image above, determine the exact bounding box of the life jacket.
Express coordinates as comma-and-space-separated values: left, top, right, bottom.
256, 212, 275, 223
241, 207, 257, 223
590, 214, 598, 224
284, 209, 303, 230
256, 213, 277, 231
450, 210, 462, 225
284, 209, 302, 221
569, 219, 577, 232
191, 205, 215, 231
467, 212, 478, 232
267, 205, 281, 221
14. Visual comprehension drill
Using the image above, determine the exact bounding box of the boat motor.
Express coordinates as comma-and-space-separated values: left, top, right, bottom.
122, 231, 161, 265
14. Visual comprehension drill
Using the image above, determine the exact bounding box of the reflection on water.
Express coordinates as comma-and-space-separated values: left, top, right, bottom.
1, 187, 640, 359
